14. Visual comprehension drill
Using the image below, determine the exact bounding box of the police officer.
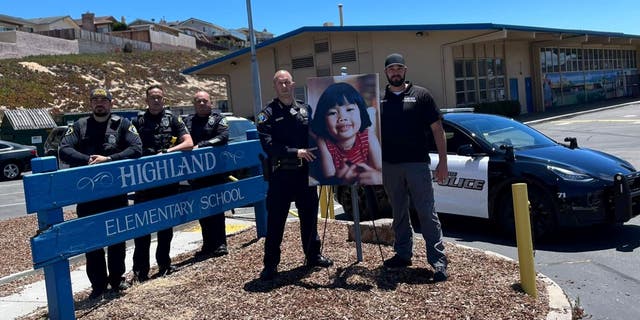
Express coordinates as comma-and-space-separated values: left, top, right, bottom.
59, 88, 142, 299
132, 85, 193, 281
183, 90, 230, 258
257, 70, 333, 281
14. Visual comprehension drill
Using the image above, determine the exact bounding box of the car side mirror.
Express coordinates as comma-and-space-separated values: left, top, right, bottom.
564, 137, 578, 149
500, 144, 515, 162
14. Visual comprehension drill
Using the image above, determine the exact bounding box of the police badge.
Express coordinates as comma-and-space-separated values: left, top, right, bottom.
108, 135, 117, 144
208, 117, 216, 126
162, 117, 170, 127
257, 112, 268, 124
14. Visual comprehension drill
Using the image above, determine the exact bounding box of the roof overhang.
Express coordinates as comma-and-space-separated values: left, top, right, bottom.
183, 23, 640, 75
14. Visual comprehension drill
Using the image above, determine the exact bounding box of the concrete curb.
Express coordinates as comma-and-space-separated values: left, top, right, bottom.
523, 100, 639, 125
454, 243, 572, 320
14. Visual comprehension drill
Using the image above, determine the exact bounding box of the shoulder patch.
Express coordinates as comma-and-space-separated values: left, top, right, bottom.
219, 117, 228, 127
257, 112, 268, 124
64, 127, 74, 136
128, 124, 138, 135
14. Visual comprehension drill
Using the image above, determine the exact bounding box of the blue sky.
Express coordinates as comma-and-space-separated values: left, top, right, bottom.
3, 0, 640, 37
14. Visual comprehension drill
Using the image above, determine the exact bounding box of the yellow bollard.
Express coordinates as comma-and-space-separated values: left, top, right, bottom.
319, 186, 335, 219
511, 183, 537, 298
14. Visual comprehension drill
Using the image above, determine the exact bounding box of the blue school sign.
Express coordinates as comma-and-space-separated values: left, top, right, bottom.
24, 132, 267, 320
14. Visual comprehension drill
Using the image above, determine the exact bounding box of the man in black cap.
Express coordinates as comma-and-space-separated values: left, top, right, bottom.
59, 87, 143, 299
380, 53, 449, 282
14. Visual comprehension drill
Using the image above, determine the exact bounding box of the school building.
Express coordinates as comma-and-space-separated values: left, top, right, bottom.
183, 23, 640, 119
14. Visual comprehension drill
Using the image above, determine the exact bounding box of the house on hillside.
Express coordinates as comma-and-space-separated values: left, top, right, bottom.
173, 18, 247, 50
236, 27, 274, 44
125, 18, 196, 51
26, 16, 79, 32
0, 14, 32, 32
183, 23, 640, 119
74, 13, 118, 33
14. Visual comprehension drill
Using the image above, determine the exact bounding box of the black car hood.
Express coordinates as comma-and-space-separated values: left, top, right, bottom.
516, 145, 636, 179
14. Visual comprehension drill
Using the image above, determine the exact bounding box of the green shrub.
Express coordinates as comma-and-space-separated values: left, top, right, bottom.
472, 100, 521, 117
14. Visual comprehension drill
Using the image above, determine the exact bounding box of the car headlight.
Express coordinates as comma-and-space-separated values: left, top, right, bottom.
547, 165, 593, 182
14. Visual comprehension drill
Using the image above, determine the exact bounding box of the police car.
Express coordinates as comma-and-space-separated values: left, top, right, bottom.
336, 111, 640, 238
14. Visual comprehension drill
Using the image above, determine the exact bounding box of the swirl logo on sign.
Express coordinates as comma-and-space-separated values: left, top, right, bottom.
77, 172, 115, 191
221, 151, 244, 165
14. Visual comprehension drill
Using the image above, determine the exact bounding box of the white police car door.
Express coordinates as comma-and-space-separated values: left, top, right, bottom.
429, 153, 489, 218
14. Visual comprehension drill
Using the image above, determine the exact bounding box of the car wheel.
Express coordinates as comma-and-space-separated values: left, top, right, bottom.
2, 162, 22, 180
497, 184, 558, 240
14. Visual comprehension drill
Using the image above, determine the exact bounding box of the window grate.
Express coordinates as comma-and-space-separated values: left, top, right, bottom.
332, 50, 357, 64
292, 56, 314, 69
314, 42, 329, 53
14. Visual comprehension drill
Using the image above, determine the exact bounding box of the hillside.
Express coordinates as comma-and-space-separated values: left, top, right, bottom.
0, 50, 227, 115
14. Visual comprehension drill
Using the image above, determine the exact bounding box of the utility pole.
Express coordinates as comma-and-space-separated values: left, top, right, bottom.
246, 0, 263, 119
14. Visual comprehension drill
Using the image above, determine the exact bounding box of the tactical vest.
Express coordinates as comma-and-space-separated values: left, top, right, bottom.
184, 113, 218, 138
137, 110, 175, 151
77, 115, 123, 154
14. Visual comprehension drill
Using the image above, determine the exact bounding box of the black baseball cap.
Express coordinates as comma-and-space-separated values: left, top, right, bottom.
384, 53, 405, 68
90, 88, 112, 100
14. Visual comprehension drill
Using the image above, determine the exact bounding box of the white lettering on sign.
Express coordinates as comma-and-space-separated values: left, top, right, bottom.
200, 187, 245, 210
118, 153, 217, 187
104, 200, 194, 236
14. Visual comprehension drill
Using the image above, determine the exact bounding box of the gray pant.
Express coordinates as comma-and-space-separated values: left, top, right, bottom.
382, 162, 448, 269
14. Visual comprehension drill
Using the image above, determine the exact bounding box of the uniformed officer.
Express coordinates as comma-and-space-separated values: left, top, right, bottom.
59, 87, 142, 299
183, 90, 230, 258
132, 84, 193, 281
257, 70, 333, 281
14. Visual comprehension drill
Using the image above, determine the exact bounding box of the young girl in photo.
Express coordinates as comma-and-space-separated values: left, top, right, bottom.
310, 82, 382, 185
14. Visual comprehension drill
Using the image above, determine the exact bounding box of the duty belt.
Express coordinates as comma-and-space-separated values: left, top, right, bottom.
273, 158, 304, 170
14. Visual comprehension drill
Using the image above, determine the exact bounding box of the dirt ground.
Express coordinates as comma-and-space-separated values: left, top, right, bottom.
11, 219, 550, 320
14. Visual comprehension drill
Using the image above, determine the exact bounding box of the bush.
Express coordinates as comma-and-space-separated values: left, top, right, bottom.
472, 100, 521, 117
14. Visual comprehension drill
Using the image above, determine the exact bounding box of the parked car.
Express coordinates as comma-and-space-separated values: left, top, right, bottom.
225, 114, 257, 142
43, 125, 68, 157
0, 139, 38, 180
336, 111, 640, 239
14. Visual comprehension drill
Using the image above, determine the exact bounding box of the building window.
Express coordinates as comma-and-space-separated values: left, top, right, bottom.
540, 47, 637, 108
454, 58, 505, 106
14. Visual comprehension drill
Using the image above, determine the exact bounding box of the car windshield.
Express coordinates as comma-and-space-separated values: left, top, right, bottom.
453, 115, 556, 150
228, 118, 256, 141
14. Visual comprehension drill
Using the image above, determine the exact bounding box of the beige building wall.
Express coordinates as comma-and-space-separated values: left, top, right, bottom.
187, 27, 640, 119
505, 41, 532, 114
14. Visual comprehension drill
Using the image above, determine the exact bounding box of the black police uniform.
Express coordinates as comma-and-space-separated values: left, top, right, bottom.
132, 109, 189, 279
183, 112, 229, 255
59, 114, 142, 293
256, 98, 323, 271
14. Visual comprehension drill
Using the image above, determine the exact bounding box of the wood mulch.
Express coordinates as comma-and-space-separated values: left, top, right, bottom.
14, 219, 549, 320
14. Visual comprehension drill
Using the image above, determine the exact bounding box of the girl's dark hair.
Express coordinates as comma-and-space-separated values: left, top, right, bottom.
311, 82, 372, 139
